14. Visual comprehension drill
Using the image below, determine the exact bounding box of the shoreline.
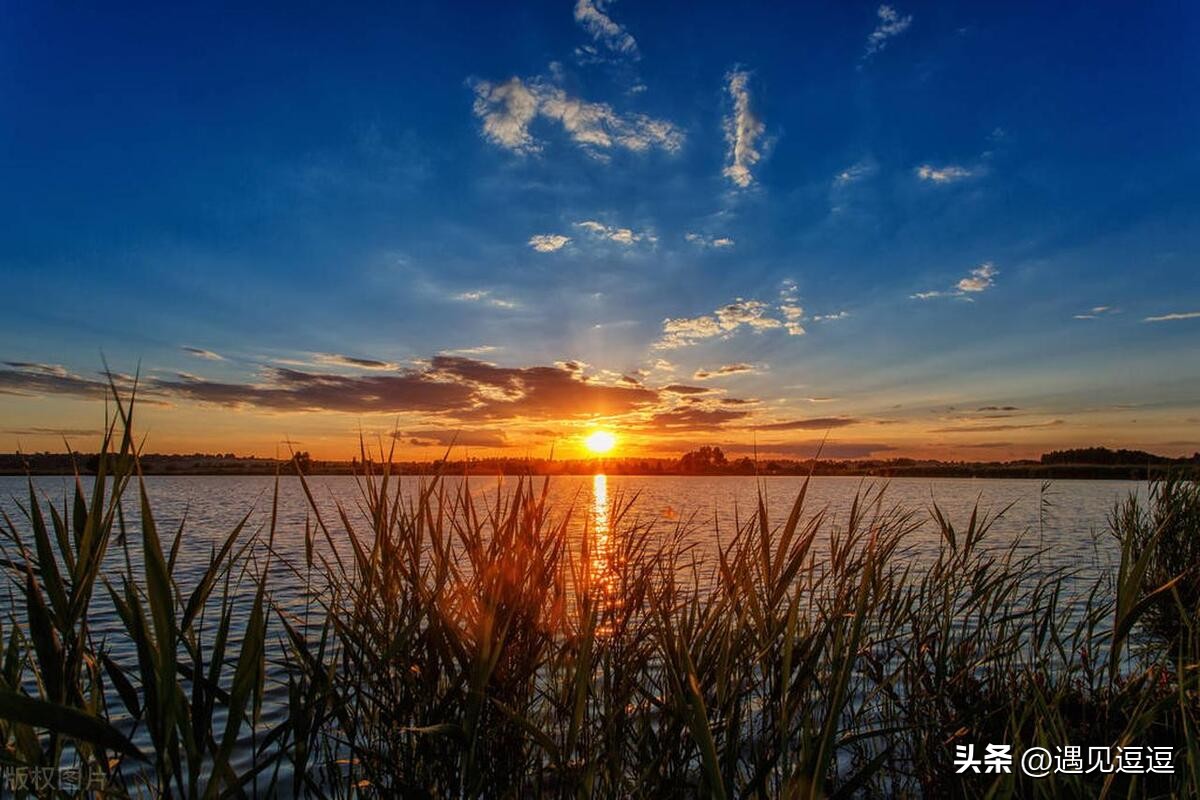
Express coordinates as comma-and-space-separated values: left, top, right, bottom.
1, 465, 1183, 480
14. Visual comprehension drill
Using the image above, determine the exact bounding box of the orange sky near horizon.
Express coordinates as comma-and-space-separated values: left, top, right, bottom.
2, 379, 1196, 463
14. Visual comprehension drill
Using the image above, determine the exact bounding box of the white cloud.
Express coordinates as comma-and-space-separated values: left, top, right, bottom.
717, 299, 782, 331
528, 234, 571, 252
472, 77, 683, 157
778, 279, 806, 335
1144, 310, 1200, 322
723, 70, 765, 188
694, 363, 757, 380
778, 301, 805, 336
656, 284, 817, 349
574, 0, 638, 58
1073, 305, 1118, 320
539, 86, 682, 154
657, 298, 791, 348
685, 232, 735, 248
472, 77, 541, 153
575, 220, 655, 245
912, 262, 998, 300
812, 311, 850, 322
454, 289, 519, 309
916, 164, 975, 183
862, 5, 913, 62
658, 315, 725, 348
442, 345, 500, 356
650, 358, 675, 372
956, 262, 997, 293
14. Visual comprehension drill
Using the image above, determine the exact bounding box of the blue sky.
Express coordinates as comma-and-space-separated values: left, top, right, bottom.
2, 0, 1198, 459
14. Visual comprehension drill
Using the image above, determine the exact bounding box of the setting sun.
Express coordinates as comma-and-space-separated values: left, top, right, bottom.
584, 430, 617, 455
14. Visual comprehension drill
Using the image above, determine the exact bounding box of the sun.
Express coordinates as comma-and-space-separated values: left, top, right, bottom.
584, 430, 617, 455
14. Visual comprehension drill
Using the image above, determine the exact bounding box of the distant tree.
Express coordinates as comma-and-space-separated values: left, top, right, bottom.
1041, 447, 1178, 466
293, 451, 313, 474
678, 446, 728, 473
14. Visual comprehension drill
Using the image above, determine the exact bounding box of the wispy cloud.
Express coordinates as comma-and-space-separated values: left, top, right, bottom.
454, 289, 519, 309
661, 384, 714, 395
755, 416, 857, 430
685, 232, 735, 248
472, 77, 682, 157
929, 419, 1064, 433
861, 4, 913, 64
1144, 310, 1200, 322
693, 363, 756, 380
402, 428, 512, 448
574, 0, 638, 59
778, 279, 806, 336
182, 346, 225, 361
0, 363, 146, 402
4, 426, 102, 437
829, 158, 879, 213
1073, 305, 1119, 320
811, 311, 850, 322
575, 220, 655, 245
647, 406, 751, 431
912, 262, 998, 300
312, 353, 399, 371
3, 361, 70, 377
528, 233, 571, 252
834, 159, 877, 186
916, 164, 975, 183
649, 358, 675, 373
441, 345, 500, 356
723, 70, 765, 188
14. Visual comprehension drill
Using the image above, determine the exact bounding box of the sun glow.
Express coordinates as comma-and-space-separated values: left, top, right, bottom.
584, 430, 617, 455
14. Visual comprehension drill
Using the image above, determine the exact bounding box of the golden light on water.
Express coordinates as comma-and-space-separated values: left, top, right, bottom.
592, 473, 609, 542
589, 473, 617, 633
591, 474, 611, 588
584, 430, 617, 455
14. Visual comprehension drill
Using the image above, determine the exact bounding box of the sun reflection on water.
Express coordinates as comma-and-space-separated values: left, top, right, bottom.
591, 474, 611, 586
592, 473, 609, 543
588, 474, 619, 632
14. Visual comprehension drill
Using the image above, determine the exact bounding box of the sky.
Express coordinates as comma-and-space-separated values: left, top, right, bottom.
1, 0, 1199, 461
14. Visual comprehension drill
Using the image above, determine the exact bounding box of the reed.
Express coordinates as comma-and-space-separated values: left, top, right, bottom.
0, 386, 1197, 798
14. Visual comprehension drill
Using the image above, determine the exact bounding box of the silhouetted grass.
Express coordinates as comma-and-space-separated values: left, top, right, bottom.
0, 386, 1197, 798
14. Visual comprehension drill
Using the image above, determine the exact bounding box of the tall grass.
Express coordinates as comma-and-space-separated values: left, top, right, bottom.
0, 387, 1197, 798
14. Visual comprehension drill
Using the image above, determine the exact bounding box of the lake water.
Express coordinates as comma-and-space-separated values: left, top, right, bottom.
1, 473, 1143, 631
0, 474, 1145, 788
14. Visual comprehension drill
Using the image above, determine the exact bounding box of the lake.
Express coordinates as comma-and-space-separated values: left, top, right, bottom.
1, 473, 1141, 619
0, 474, 1146, 789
